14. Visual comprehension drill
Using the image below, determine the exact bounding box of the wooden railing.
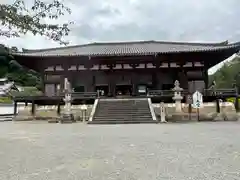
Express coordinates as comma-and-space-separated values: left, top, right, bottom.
203, 88, 237, 97
147, 90, 189, 97
147, 88, 237, 98
13, 92, 98, 101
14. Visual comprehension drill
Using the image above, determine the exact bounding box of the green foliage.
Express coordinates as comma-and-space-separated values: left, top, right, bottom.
0, 97, 12, 103
0, 44, 42, 89
10, 86, 43, 97
0, 0, 72, 45
226, 97, 240, 105
209, 56, 240, 89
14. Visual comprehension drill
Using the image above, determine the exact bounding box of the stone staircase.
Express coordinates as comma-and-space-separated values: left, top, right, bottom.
88, 98, 156, 124
0, 115, 14, 122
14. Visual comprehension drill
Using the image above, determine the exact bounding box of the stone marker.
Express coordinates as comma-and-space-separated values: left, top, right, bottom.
80, 104, 88, 122
160, 102, 167, 123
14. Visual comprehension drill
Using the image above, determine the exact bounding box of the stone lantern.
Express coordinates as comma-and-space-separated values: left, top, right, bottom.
172, 80, 183, 113
60, 78, 74, 123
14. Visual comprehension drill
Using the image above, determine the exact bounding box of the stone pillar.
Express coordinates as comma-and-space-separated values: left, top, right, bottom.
172, 80, 183, 113
160, 102, 167, 123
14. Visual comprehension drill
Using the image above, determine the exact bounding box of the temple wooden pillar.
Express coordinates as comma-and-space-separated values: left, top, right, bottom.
132, 75, 137, 96
203, 68, 208, 89
107, 65, 115, 97
85, 72, 94, 92
31, 100, 36, 116
178, 70, 188, 90
131, 64, 138, 96
57, 101, 61, 115
14, 101, 17, 116
153, 60, 160, 89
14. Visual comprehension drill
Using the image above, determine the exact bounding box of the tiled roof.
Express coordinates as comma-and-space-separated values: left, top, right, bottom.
13, 40, 240, 57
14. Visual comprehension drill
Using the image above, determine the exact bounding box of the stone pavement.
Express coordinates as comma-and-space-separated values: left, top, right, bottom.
1, 122, 240, 180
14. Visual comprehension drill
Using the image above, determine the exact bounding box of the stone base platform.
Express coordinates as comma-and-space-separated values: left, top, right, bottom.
48, 119, 59, 123
165, 112, 240, 123
60, 114, 75, 124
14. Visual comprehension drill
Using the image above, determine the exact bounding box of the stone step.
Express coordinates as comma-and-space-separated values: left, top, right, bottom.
89, 120, 157, 124
93, 117, 153, 120
94, 109, 151, 111
94, 116, 152, 119
95, 109, 149, 114
96, 106, 150, 109
92, 98, 152, 124
96, 108, 149, 110
94, 112, 152, 115
98, 105, 149, 107
0, 116, 14, 122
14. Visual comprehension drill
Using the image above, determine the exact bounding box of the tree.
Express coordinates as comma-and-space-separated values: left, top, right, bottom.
209, 55, 240, 89
0, 0, 72, 45
0, 44, 42, 88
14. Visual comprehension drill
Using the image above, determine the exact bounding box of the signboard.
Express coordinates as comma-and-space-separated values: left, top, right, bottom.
192, 91, 203, 108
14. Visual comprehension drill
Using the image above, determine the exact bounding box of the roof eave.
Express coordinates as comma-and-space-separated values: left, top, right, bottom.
12, 43, 240, 58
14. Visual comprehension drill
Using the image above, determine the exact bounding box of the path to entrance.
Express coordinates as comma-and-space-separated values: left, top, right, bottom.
0, 122, 240, 179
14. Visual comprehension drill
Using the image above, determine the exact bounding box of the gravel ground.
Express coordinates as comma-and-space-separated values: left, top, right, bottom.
1, 121, 240, 180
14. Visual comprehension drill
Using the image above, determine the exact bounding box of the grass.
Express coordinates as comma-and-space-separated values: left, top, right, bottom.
0, 96, 13, 103
226, 97, 240, 104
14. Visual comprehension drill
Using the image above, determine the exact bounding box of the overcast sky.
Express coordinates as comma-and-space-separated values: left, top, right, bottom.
1, 0, 240, 73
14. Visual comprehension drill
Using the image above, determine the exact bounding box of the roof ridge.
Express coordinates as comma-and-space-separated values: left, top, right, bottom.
153, 40, 229, 46
21, 40, 231, 53
22, 43, 93, 53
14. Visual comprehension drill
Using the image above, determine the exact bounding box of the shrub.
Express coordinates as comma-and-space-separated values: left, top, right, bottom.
10, 86, 43, 97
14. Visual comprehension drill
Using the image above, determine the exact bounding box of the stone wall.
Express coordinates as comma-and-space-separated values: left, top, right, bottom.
15, 104, 93, 121
153, 102, 236, 119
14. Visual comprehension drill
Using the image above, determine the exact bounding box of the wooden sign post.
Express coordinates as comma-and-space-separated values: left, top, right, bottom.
192, 91, 203, 121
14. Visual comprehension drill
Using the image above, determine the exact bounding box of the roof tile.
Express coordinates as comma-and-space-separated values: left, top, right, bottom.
14, 40, 240, 57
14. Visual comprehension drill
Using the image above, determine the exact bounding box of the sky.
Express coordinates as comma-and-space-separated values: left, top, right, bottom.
1, 0, 240, 74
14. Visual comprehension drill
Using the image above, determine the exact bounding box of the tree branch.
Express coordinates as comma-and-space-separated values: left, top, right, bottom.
0, 0, 72, 45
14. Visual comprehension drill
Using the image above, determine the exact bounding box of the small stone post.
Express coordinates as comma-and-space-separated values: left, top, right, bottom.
172, 80, 183, 113
160, 102, 167, 123
81, 104, 88, 122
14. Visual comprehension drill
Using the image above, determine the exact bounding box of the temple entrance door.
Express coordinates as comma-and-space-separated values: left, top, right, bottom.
95, 85, 108, 97
115, 85, 132, 96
